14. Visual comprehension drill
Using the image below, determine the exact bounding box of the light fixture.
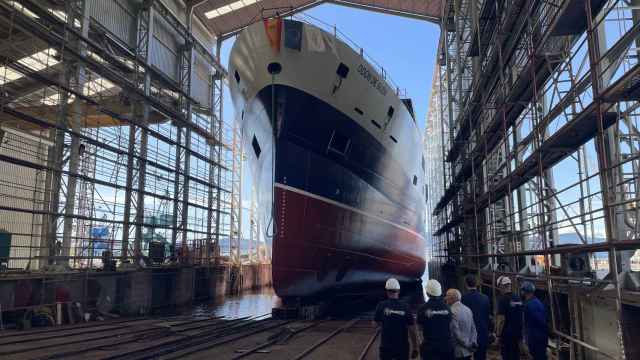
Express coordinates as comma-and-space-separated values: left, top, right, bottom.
0, 48, 59, 85
18, 49, 59, 72
0, 67, 23, 85
84, 78, 116, 96
7, 1, 38, 18
204, 0, 259, 19
1, 126, 54, 147
41, 93, 75, 106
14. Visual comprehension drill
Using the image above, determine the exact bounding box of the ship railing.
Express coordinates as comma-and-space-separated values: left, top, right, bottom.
291, 12, 408, 98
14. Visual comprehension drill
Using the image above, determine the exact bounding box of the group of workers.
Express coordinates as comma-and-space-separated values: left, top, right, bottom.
374, 275, 548, 360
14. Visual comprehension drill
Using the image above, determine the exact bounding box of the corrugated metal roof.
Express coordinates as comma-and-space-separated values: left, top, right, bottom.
194, 0, 441, 39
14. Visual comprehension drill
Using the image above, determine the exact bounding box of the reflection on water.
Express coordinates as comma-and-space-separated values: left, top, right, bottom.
194, 287, 281, 319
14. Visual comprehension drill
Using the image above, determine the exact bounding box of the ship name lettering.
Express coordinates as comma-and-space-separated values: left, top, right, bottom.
357, 64, 387, 96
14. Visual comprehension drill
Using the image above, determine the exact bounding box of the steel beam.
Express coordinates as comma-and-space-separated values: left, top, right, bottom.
121, 1, 154, 262
179, 4, 194, 260
214, 40, 224, 260
61, 0, 90, 262
326, 0, 439, 23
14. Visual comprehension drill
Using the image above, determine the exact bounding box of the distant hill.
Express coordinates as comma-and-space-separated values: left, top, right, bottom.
218, 237, 270, 253
556, 233, 605, 245
555, 233, 607, 259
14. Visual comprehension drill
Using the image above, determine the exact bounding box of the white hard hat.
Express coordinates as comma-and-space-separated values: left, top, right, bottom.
425, 279, 442, 297
385, 278, 401, 291
496, 276, 512, 287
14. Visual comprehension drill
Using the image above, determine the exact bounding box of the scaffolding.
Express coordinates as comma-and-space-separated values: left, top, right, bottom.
0, 0, 251, 270
427, 0, 640, 358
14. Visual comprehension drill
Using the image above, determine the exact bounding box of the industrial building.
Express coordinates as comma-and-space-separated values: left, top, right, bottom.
0, 0, 638, 359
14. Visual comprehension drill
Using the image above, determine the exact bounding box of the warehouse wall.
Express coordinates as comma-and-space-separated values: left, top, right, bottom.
0, 130, 48, 270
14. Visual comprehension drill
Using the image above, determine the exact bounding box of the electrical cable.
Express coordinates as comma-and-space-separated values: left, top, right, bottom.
264, 71, 277, 240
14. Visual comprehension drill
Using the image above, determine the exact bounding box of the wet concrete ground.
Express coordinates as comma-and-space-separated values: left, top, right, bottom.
0, 285, 534, 359
0, 314, 515, 359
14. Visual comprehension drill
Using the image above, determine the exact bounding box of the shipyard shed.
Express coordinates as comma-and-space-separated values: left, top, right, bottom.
0, 0, 638, 359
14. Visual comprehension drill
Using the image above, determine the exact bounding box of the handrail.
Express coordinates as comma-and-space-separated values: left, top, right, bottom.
291, 12, 408, 98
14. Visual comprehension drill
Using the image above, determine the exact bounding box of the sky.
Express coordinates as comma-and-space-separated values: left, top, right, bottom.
219, 3, 441, 239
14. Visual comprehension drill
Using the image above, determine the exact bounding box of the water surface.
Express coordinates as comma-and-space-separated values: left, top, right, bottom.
193, 287, 281, 318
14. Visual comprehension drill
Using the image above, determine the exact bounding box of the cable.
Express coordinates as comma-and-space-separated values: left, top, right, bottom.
264, 71, 277, 241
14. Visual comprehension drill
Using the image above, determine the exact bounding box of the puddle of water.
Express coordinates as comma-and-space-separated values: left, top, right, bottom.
194, 287, 281, 319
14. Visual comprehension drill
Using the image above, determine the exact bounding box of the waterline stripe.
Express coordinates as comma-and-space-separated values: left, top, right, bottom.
275, 182, 425, 241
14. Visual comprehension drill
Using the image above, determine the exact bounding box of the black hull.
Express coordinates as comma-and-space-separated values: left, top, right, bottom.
244, 85, 426, 297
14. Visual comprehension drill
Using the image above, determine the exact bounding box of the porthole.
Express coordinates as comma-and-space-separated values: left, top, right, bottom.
267, 62, 282, 75
252, 135, 261, 158
328, 131, 350, 155
336, 63, 350, 78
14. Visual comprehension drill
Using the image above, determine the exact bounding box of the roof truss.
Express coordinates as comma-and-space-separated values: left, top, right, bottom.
193, 0, 441, 40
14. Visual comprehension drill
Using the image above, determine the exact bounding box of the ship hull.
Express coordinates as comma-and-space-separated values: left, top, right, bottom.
229, 20, 427, 298
273, 184, 425, 297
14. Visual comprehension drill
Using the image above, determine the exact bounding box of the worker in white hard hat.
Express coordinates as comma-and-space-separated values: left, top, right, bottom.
374, 278, 419, 359
495, 276, 523, 360
416, 279, 454, 359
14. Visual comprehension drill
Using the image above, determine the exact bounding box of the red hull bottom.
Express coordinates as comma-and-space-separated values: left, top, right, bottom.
272, 185, 426, 298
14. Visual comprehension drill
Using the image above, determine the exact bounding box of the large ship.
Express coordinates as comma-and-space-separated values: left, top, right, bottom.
228, 18, 426, 298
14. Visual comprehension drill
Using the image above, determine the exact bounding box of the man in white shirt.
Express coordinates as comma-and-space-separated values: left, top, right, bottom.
445, 288, 477, 360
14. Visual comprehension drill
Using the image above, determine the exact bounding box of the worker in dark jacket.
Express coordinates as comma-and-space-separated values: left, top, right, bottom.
461, 274, 490, 360
521, 281, 548, 360
417, 279, 454, 360
495, 276, 523, 360
374, 278, 419, 360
